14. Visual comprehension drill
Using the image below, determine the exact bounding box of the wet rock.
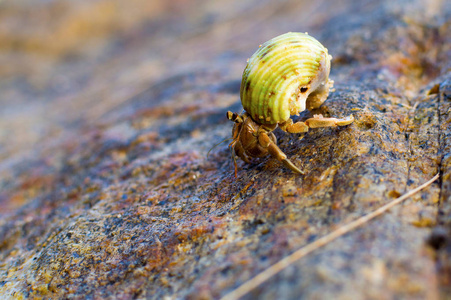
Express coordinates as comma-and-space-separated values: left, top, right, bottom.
0, 0, 450, 299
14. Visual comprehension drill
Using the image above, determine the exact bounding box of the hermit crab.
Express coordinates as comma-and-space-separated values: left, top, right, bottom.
227, 32, 354, 175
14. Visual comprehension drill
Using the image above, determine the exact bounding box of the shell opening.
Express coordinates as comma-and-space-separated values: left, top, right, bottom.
289, 85, 308, 116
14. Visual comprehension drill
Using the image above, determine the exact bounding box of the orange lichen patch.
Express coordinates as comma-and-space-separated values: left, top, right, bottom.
411, 217, 436, 228
173, 222, 214, 243
385, 111, 409, 127
145, 248, 170, 272
382, 52, 423, 79
18, 173, 54, 191
0, 172, 56, 214
387, 190, 402, 198
0, 193, 28, 213
354, 111, 378, 130
237, 189, 281, 218
378, 25, 447, 97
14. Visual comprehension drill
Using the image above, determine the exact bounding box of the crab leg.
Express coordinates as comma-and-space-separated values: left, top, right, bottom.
305, 114, 354, 128
234, 141, 251, 164
258, 132, 304, 174
279, 114, 354, 133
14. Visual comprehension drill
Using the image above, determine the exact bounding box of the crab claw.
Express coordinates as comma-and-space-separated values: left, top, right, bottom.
305, 114, 354, 128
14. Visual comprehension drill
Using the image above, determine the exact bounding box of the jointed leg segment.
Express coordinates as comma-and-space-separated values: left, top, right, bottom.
279, 118, 309, 133
305, 114, 354, 128
258, 131, 304, 174
226, 110, 353, 176
279, 114, 354, 133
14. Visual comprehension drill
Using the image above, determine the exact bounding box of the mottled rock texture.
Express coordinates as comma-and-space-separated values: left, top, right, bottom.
0, 0, 450, 299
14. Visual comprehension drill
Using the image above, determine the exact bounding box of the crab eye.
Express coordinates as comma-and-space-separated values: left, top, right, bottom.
226, 111, 243, 123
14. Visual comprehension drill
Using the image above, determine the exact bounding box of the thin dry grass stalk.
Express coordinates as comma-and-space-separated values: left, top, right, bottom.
221, 173, 440, 300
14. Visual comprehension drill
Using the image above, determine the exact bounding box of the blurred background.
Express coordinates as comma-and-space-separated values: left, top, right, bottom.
0, 0, 447, 165
0, 0, 368, 211
4, 0, 443, 167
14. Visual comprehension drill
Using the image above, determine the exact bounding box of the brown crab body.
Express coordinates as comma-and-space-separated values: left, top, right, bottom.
231, 113, 277, 161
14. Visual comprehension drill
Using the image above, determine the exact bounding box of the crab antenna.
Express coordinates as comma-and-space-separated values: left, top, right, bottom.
207, 138, 233, 158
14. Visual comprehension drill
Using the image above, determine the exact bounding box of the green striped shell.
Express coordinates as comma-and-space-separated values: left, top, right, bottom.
240, 32, 333, 125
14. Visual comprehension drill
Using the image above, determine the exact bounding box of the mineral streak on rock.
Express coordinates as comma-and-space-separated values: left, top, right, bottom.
0, 0, 450, 299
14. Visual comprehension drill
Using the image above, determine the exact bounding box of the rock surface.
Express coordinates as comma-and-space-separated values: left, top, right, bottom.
0, 0, 450, 299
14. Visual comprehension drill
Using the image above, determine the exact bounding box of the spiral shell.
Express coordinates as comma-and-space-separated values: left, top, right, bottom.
240, 32, 333, 125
